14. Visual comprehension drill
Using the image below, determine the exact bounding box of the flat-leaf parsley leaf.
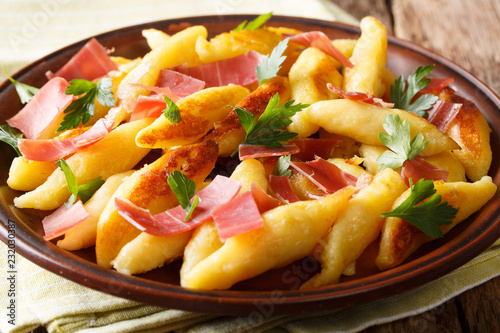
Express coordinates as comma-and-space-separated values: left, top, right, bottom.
58, 78, 115, 131
234, 12, 272, 31
390, 64, 439, 116
167, 170, 199, 221
57, 158, 104, 207
256, 38, 289, 85
377, 114, 428, 170
232, 93, 308, 156
8, 77, 39, 104
0, 124, 23, 156
382, 178, 458, 238
162, 96, 181, 123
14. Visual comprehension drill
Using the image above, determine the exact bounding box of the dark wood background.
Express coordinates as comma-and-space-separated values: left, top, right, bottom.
332, 0, 500, 331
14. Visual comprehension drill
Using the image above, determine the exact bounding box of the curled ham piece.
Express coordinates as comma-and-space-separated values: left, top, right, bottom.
238, 144, 300, 160
156, 69, 205, 98
47, 38, 118, 82
18, 118, 114, 161
173, 50, 265, 87
419, 77, 454, 94
289, 157, 357, 194
289, 138, 339, 161
285, 31, 353, 68
426, 100, 462, 133
7, 77, 74, 139
268, 175, 300, 204
115, 175, 241, 237
125, 93, 175, 122
42, 201, 90, 240
327, 83, 394, 108
401, 157, 449, 186
212, 183, 280, 241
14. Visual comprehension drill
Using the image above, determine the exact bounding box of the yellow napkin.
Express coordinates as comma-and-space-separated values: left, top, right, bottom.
0, 239, 498, 333
1, 1, 499, 332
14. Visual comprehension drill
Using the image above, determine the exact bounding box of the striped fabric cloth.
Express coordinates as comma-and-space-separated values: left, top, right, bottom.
1, 1, 499, 332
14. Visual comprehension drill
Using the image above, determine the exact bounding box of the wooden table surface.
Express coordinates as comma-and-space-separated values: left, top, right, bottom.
332, 0, 500, 331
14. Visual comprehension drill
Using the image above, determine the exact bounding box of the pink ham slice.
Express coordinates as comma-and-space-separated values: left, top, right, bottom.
326, 83, 394, 108
115, 175, 241, 236
48, 38, 118, 82
268, 175, 300, 204
156, 69, 205, 98
425, 100, 462, 133
7, 77, 74, 139
289, 158, 357, 194
286, 31, 353, 68
125, 94, 173, 122
18, 118, 114, 161
212, 183, 280, 241
401, 157, 449, 186
419, 77, 454, 94
289, 138, 339, 161
238, 144, 300, 160
42, 201, 90, 240
173, 50, 265, 87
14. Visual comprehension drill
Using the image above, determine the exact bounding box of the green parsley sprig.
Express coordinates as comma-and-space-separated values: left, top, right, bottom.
58, 78, 115, 131
382, 178, 458, 238
232, 93, 309, 157
167, 170, 199, 221
390, 64, 439, 116
377, 114, 428, 170
234, 12, 273, 31
273, 154, 292, 177
0, 124, 23, 156
162, 96, 181, 123
57, 158, 104, 207
8, 77, 39, 104
256, 38, 289, 85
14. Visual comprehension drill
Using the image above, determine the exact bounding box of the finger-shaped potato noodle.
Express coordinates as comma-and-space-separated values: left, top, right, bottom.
376, 176, 497, 270
117, 26, 207, 101
14, 118, 154, 210
57, 170, 134, 251
288, 47, 343, 138
7, 157, 58, 191
142, 28, 170, 49
206, 76, 291, 156
305, 99, 460, 156
96, 139, 218, 268
343, 16, 387, 97
181, 186, 355, 290
301, 168, 407, 288
136, 85, 249, 149
439, 88, 492, 181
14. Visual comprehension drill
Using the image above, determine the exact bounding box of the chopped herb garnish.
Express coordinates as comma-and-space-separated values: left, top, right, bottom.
57, 158, 104, 207
273, 154, 292, 177
8, 77, 39, 104
0, 124, 23, 156
234, 12, 273, 31
167, 170, 199, 221
377, 114, 428, 170
58, 78, 115, 131
256, 37, 289, 85
232, 93, 308, 156
382, 178, 458, 238
390, 64, 439, 116
162, 96, 181, 123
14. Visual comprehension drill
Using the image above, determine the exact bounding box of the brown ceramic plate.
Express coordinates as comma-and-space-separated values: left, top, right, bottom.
0, 15, 499, 316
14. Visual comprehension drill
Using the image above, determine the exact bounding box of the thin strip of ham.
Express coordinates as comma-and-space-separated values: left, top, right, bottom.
156, 69, 206, 97
7, 77, 74, 139
47, 38, 118, 82
401, 157, 449, 186
173, 50, 265, 88
18, 118, 114, 161
115, 175, 241, 236
419, 77, 454, 94
238, 144, 300, 160
124, 94, 171, 122
289, 158, 357, 194
42, 201, 90, 240
326, 83, 394, 108
426, 100, 462, 133
268, 175, 300, 204
289, 138, 339, 161
285, 31, 353, 68
212, 183, 280, 241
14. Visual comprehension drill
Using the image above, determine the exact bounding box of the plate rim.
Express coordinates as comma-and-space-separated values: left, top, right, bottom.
0, 14, 499, 316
